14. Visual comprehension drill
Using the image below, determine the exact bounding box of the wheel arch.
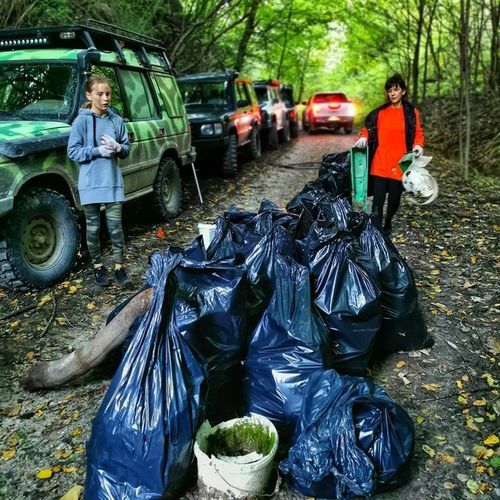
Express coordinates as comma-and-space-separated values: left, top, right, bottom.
15, 174, 78, 210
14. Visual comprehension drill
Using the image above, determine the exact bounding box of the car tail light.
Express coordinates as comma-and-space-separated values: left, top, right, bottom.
346, 102, 356, 116
312, 104, 322, 115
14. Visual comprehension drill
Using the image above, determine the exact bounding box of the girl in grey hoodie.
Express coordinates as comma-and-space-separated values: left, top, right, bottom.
68, 76, 131, 286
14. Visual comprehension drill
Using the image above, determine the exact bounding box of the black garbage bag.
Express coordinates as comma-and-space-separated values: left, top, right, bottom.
352, 213, 434, 354
318, 150, 352, 200
243, 256, 330, 437
85, 251, 206, 499
306, 228, 381, 375
174, 256, 248, 424
279, 370, 415, 499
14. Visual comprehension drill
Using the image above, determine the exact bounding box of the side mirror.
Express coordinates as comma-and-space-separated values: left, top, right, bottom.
237, 99, 249, 107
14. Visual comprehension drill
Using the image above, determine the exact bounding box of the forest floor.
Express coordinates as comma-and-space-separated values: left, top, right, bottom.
0, 130, 498, 500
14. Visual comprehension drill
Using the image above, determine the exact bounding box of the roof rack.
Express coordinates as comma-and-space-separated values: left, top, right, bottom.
0, 19, 172, 72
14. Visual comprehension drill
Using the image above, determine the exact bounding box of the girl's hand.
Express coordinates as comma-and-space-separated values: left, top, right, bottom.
101, 134, 122, 153
413, 145, 423, 158
355, 137, 367, 149
97, 145, 113, 158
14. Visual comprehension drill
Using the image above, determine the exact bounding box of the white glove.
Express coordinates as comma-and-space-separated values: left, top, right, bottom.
413, 145, 423, 158
97, 145, 113, 158
355, 137, 367, 149
101, 134, 122, 153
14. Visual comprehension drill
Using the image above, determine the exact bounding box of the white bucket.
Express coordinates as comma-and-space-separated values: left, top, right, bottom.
194, 414, 279, 498
197, 223, 217, 247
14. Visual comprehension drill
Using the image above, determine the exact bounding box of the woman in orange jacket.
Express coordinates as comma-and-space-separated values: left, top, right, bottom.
355, 74, 424, 235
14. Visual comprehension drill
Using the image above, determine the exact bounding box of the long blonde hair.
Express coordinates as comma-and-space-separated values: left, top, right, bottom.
81, 76, 111, 109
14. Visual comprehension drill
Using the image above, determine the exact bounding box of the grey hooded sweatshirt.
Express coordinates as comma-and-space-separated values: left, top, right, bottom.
67, 108, 131, 205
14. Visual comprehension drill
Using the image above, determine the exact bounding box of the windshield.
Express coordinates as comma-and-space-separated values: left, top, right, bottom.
178, 81, 231, 109
313, 93, 347, 103
0, 63, 77, 121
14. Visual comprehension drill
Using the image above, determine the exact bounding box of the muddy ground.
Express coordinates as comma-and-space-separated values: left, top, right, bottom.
0, 131, 498, 500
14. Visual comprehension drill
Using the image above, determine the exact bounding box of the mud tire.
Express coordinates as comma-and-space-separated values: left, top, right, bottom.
0, 188, 79, 289
221, 134, 238, 177
152, 156, 182, 219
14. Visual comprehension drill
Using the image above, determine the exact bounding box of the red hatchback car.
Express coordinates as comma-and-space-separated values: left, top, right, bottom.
303, 92, 355, 134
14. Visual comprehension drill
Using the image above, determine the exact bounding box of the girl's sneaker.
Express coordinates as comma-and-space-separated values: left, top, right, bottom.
114, 267, 129, 286
93, 266, 110, 287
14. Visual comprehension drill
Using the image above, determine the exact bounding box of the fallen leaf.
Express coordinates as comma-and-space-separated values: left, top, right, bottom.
473, 398, 487, 406
395, 360, 406, 368
156, 227, 166, 239
55, 450, 73, 459
443, 481, 456, 489
456, 380, 463, 390
470, 256, 477, 264
491, 456, 500, 468
7, 405, 22, 417
10, 320, 20, 329
416, 415, 425, 424
422, 444, 436, 457
466, 478, 480, 494
60, 485, 84, 500
68, 286, 78, 294
26, 351, 34, 360
458, 395, 468, 405
466, 418, 480, 431
63, 466, 78, 474
38, 294, 52, 306
483, 434, 499, 446
1, 449, 15, 461
431, 269, 440, 275
86, 303, 95, 311
438, 454, 456, 463
36, 469, 53, 479
480, 373, 496, 387
70, 429, 81, 437
52, 465, 62, 473
422, 383, 440, 392
476, 465, 487, 474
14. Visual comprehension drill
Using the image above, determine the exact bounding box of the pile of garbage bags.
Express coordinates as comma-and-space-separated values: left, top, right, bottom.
85, 150, 433, 498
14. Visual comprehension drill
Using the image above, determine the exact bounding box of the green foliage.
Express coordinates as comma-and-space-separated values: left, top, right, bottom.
207, 422, 276, 457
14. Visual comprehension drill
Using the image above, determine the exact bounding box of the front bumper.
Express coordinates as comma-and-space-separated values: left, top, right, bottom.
192, 136, 229, 160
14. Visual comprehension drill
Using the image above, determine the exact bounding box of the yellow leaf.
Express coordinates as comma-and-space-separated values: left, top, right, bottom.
458, 395, 468, 405
86, 302, 95, 311
456, 380, 463, 390
10, 320, 20, 329
484, 434, 499, 446
56, 316, 69, 325
466, 418, 480, 431
7, 405, 22, 417
470, 256, 477, 264
422, 383, 440, 392
68, 286, 78, 294
36, 469, 53, 479
480, 373, 495, 387
7, 433, 19, 446
26, 351, 34, 360
416, 415, 425, 425
443, 481, 456, 489
38, 294, 52, 306
35, 409, 44, 418
52, 465, 62, 473
467, 479, 480, 494
70, 428, 81, 437
74, 445, 85, 454
476, 465, 487, 474
473, 398, 487, 406
473, 446, 494, 459
1, 449, 16, 461
430, 269, 440, 275
72, 411, 80, 420
422, 444, 436, 457
60, 485, 84, 500
438, 454, 456, 463
63, 466, 78, 474
55, 450, 73, 459
395, 360, 406, 369
462, 374, 469, 381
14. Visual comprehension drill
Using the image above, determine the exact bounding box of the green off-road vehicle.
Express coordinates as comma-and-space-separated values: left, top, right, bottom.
0, 21, 194, 289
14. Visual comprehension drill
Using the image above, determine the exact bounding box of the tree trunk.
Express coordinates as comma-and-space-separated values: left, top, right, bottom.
412, 0, 426, 103
489, 0, 499, 92
234, 0, 260, 71
276, 0, 294, 80
22, 288, 153, 392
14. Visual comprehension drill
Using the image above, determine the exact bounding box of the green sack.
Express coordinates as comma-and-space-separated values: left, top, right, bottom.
350, 147, 369, 212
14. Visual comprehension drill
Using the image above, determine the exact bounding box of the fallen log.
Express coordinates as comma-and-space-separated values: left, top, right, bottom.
22, 288, 153, 392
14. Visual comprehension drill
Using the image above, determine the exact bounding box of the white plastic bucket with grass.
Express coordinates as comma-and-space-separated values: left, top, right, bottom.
194, 414, 279, 498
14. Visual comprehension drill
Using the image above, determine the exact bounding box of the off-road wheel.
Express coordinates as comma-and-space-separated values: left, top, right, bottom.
245, 126, 261, 160
0, 188, 79, 289
221, 134, 238, 177
152, 156, 182, 219
290, 120, 299, 139
279, 120, 291, 143
266, 122, 279, 150
344, 123, 353, 134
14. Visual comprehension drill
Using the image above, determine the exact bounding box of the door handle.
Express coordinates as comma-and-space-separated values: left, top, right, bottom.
158, 128, 166, 137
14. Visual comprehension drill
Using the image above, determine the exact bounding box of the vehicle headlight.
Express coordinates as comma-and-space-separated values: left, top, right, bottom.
200, 123, 223, 136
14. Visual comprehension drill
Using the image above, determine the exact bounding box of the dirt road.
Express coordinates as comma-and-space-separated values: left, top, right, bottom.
0, 131, 498, 499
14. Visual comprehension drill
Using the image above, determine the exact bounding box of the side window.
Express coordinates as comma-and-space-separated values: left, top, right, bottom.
119, 69, 157, 120
91, 66, 125, 117
154, 75, 184, 118
235, 82, 249, 106
245, 83, 257, 105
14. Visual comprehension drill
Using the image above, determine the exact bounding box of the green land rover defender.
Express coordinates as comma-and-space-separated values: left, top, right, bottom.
0, 21, 194, 289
